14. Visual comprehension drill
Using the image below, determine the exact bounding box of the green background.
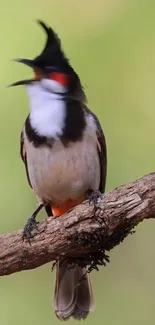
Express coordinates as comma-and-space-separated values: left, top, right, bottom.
0, 0, 155, 324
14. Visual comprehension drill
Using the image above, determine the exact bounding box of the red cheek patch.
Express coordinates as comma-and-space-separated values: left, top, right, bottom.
49, 72, 69, 87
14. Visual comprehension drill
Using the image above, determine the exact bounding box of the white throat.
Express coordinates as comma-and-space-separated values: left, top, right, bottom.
26, 80, 67, 139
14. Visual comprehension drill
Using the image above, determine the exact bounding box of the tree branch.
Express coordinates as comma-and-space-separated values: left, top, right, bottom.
0, 172, 155, 276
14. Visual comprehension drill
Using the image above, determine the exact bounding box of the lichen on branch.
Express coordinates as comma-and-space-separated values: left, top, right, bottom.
0, 172, 155, 276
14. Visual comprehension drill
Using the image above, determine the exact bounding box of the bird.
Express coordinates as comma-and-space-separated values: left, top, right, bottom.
10, 20, 107, 321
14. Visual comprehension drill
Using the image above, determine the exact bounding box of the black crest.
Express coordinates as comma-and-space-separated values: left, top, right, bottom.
33, 20, 72, 73
26, 20, 86, 101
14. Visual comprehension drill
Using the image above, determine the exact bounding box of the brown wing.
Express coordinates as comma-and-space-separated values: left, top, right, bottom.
84, 106, 107, 193
20, 130, 52, 217
94, 114, 107, 193
20, 130, 32, 188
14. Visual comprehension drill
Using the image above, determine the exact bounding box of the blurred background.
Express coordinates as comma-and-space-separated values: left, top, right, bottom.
0, 0, 155, 324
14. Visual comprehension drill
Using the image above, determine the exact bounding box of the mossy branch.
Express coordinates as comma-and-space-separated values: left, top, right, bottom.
0, 172, 155, 276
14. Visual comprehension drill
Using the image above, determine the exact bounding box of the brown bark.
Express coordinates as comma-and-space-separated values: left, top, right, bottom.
0, 172, 155, 276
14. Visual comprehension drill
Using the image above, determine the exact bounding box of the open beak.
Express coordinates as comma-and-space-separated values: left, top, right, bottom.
9, 58, 38, 87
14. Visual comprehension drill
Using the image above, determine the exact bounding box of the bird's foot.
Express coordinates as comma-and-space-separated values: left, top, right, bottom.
86, 189, 102, 205
22, 204, 44, 244
85, 189, 105, 225
22, 216, 39, 244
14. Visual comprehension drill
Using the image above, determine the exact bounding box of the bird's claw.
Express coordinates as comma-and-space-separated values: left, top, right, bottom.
86, 190, 105, 225
86, 189, 102, 206
22, 217, 39, 244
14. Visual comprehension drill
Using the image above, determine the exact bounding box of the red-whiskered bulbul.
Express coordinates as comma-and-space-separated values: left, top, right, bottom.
10, 20, 107, 321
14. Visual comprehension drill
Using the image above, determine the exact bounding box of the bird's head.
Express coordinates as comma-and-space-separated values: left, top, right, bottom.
10, 20, 84, 96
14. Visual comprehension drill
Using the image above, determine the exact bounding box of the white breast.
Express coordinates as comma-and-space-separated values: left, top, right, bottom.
26, 80, 67, 139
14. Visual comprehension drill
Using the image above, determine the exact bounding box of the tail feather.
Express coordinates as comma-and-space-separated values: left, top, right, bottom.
54, 262, 95, 320
54, 264, 77, 320
72, 270, 95, 320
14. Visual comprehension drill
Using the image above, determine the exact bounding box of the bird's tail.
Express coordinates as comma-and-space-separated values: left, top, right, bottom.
54, 262, 95, 320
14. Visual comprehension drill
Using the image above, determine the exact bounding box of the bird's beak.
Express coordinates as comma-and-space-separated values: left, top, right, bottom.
14, 58, 36, 67
9, 58, 38, 87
